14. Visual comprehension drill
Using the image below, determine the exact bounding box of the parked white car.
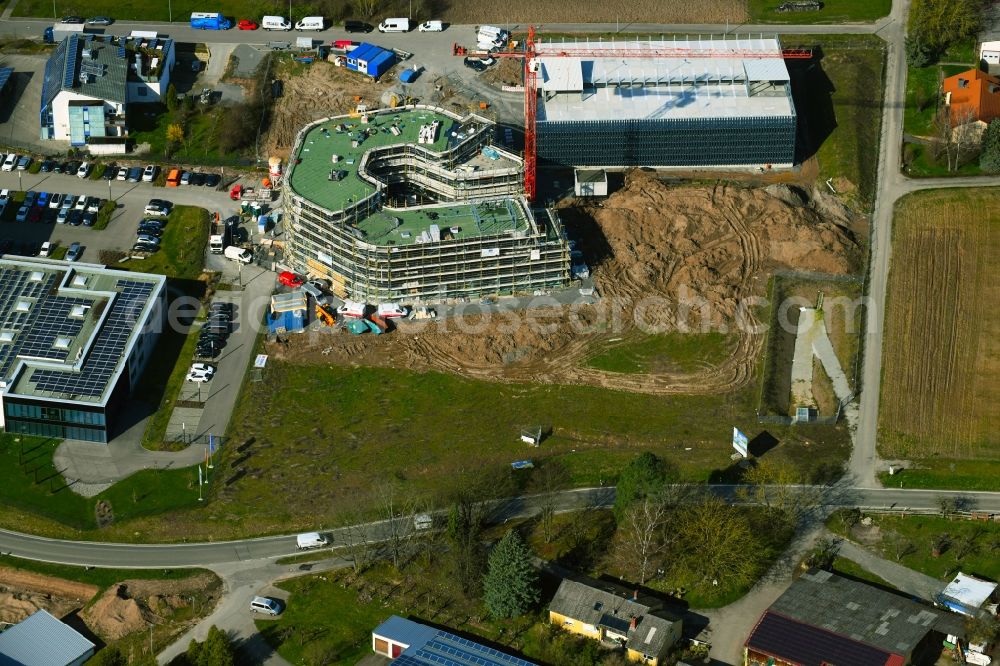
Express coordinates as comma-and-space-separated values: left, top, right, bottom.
77, 162, 91, 178
1, 153, 16, 171
142, 164, 158, 182
38, 241, 52, 257
377, 302, 409, 318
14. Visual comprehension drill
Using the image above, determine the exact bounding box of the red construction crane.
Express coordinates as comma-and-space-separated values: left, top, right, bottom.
454, 27, 812, 201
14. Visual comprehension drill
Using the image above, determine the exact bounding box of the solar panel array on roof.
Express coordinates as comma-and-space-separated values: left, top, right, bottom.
63, 34, 79, 88
395, 632, 537, 666
0, 66, 13, 93
29, 279, 153, 399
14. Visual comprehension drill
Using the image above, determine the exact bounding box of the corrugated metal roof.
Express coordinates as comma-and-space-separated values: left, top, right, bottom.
0, 609, 94, 666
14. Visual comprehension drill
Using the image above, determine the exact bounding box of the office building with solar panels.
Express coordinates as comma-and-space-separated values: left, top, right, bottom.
534, 37, 797, 169
0, 257, 166, 443
40, 32, 175, 148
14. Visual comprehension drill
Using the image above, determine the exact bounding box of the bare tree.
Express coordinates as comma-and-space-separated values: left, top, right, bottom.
340, 509, 375, 573
934, 107, 981, 172
889, 535, 916, 562
376, 481, 419, 569
613, 495, 671, 585
356, 0, 380, 18
532, 460, 570, 544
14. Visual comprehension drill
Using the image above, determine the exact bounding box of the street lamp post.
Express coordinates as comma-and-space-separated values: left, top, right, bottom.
52, 0, 56, 20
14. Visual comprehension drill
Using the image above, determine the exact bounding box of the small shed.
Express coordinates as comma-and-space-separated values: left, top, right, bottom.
574, 169, 608, 197
345, 42, 396, 80
938, 572, 999, 617
981, 40, 1000, 68
0, 609, 95, 666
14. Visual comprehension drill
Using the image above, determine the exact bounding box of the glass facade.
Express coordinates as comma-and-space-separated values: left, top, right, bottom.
4, 400, 108, 443
537, 115, 797, 168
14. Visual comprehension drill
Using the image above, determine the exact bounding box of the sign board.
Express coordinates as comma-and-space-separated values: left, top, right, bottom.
254, 354, 269, 369
481, 248, 500, 258
732, 427, 749, 457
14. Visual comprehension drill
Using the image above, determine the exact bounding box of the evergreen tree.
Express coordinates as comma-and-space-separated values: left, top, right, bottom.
482, 530, 539, 619
980, 120, 1000, 173
166, 83, 178, 112
185, 625, 235, 666
613, 452, 673, 522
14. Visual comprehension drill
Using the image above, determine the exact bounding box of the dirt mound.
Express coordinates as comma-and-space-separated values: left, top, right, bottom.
0, 568, 98, 624
82, 584, 155, 640
275, 173, 862, 395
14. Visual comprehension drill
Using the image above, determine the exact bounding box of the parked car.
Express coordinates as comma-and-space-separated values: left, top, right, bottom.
237, 19, 258, 30
203, 173, 221, 187
344, 20, 373, 33
74, 195, 88, 211
142, 164, 158, 182
137, 225, 162, 237
37, 192, 50, 208
60, 15, 85, 23
65, 160, 81, 173
56, 208, 69, 224
65, 242, 82, 261
77, 162, 91, 178
418, 20, 444, 31
39, 241, 52, 257
145, 200, 171, 216
0, 189, 9, 205
67, 210, 84, 226
190, 172, 206, 186
463, 57, 488, 72
48, 193, 63, 209
186, 367, 215, 382
16, 155, 31, 170
278, 271, 304, 287
24, 191, 37, 207
40, 160, 56, 172
133, 242, 159, 253
61, 194, 75, 210
126, 166, 142, 182
180, 171, 192, 186
102, 163, 117, 180
138, 218, 165, 230
81, 212, 96, 227
52, 161, 65, 174
377, 303, 409, 318
87, 198, 102, 213
190, 362, 215, 374
15, 205, 30, 222
250, 596, 281, 615
86, 16, 113, 25
2, 153, 19, 170
136, 233, 161, 245
116, 166, 128, 180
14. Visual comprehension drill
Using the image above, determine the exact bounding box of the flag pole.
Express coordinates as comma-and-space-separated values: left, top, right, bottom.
198, 465, 203, 502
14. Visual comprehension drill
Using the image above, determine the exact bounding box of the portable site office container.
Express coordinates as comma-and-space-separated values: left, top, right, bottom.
345, 43, 397, 79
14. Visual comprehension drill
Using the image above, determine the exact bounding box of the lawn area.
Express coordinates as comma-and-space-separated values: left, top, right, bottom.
903, 65, 942, 139
114, 205, 209, 280
139, 320, 202, 452
585, 332, 735, 374
0, 554, 213, 590
749, 0, 891, 23
879, 460, 1000, 491
828, 511, 1000, 582
0, 433, 204, 536
786, 35, 886, 210
129, 103, 244, 166
880, 189, 1000, 465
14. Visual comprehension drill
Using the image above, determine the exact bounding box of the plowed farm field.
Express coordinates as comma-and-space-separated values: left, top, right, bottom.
879, 189, 1000, 459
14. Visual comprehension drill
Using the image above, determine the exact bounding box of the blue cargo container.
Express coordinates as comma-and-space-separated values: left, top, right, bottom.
344, 42, 396, 79
190, 12, 232, 30
268, 308, 304, 334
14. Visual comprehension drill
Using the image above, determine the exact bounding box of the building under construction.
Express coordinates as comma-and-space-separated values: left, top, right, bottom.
534, 36, 798, 169
284, 105, 570, 302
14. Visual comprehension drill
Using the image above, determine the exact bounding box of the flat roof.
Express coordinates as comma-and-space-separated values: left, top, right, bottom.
353, 200, 530, 247
0, 258, 164, 404
289, 108, 458, 211
536, 36, 793, 123
941, 572, 998, 609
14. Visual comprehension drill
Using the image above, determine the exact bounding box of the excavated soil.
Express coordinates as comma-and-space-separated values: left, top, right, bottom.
81, 573, 214, 640
274, 173, 862, 395
0, 568, 99, 624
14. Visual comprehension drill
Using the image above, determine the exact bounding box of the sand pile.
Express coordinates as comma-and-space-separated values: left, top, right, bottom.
273, 173, 862, 395
82, 584, 155, 641
0, 568, 98, 624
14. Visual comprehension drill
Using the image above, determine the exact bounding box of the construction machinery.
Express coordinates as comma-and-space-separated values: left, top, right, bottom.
315, 303, 336, 326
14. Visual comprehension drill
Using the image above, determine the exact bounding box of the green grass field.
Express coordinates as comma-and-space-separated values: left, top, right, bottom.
0, 433, 203, 535
114, 205, 208, 279
879, 460, 1000, 491
903, 65, 941, 139
585, 332, 735, 374
749, 0, 891, 23
785, 35, 886, 209
828, 512, 1000, 582
0, 554, 213, 589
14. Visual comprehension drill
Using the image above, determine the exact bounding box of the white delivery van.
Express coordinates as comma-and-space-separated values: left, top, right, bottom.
224, 246, 253, 264
262, 15, 292, 30
296, 532, 328, 549
378, 17, 409, 32
337, 300, 366, 318
477, 25, 507, 41
295, 16, 324, 30
418, 20, 444, 32
377, 302, 409, 318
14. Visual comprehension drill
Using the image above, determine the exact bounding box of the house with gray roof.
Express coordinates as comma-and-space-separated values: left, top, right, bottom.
548, 578, 682, 665
745, 569, 964, 666
40, 32, 175, 149
0, 609, 95, 666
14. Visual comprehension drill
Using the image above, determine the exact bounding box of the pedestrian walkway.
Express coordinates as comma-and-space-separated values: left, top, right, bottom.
0, 0, 20, 20
834, 537, 945, 602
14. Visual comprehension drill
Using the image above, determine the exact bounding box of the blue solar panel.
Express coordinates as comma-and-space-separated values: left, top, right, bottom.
63, 34, 79, 88
117, 45, 126, 58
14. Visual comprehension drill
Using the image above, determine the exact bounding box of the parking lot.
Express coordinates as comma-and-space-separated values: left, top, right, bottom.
0, 167, 234, 262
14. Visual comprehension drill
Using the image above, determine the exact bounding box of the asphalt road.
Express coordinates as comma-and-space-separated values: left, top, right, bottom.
1, 485, 998, 568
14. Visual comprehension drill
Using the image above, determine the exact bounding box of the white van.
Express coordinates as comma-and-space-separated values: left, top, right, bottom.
224, 246, 253, 264
377, 303, 409, 318
296, 532, 328, 550
295, 16, 324, 30
418, 20, 443, 32
250, 596, 281, 615
477, 25, 507, 41
337, 300, 366, 318
262, 15, 292, 31
378, 17, 409, 32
